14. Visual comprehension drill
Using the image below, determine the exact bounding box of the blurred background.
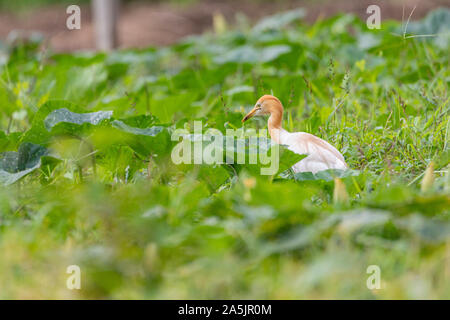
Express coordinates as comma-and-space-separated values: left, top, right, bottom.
0, 0, 448, 52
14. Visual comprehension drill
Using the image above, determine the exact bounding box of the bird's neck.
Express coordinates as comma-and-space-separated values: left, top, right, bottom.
268, 109, 283, 143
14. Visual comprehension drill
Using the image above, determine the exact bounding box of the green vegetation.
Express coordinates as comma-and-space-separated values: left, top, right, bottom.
0, 9, 449, 299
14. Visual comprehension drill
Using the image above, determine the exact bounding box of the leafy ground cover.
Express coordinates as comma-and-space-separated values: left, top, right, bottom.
0, 8, 449, 299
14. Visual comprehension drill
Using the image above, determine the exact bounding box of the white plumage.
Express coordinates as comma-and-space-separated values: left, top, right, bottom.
276, 129, 347, 173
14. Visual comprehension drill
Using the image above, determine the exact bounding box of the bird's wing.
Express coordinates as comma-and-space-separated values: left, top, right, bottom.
282, 132, 347, 173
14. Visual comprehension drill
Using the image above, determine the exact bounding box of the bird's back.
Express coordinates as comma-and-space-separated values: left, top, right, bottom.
279, 130, 347, 174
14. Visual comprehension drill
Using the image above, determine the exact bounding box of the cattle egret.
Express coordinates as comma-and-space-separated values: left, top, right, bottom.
242, 95, 348, 173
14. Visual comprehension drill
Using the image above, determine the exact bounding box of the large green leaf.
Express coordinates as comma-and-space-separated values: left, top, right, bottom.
252, 8, 306, 33
150, 92, 199, 123
395, 214, 450, 243
0, 142, 48, 185
44, 108, 113, 131
292, 169, 360, 181
214, 45, 291, 64
263, 209, 391, 254
22, 100, 86, 145
0, 131, 21, 152
23, 101, 113, 147
43, 108, 113, 140
406, 8, 450, 48
111, 120, 172, 156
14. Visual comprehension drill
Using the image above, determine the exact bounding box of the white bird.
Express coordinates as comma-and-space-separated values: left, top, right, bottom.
242, 95, 348, 174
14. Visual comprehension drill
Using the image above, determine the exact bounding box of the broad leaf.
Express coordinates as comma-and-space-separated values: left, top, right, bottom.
44, 108, 113, 131
111, 120, 172, 156
0, 143, 48, 185
293, 169, 360, 181
23, 100, 85, 145
252, 8, 306, 33
214, 45, 291, 64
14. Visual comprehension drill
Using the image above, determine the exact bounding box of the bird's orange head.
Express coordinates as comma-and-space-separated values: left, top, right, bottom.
242, 95, 284, 123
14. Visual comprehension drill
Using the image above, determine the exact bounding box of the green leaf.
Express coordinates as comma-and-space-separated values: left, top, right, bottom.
252, 8, 306, 33
0, 131, 21, 152
336, 209, 391, 234
405, 8, 450, 48
150, 92, 198, 123
214, 45, 291, 64
396, 214, 450, 243
23, 101, 113, 148
118, 114, 160, 128
44, 108, 113, 131
264, 215, 339, 254
111, 120, 164, 137
293, 169, 360, 181
22, 100, 85, 145
0, 142, 48, 185
111, 120, 172, 156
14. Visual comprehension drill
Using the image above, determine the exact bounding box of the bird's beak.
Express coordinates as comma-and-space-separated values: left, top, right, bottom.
242, 107, 258, 123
